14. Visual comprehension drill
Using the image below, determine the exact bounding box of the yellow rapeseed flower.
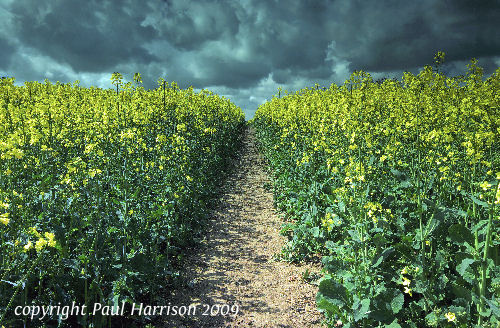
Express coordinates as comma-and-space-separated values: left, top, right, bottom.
24, 240, 33, 251
0, 212, 9, 225
35, 238, 47, 251
479, 181, 491, 191
29, 226, 41, 237
88, 168, 102, 178
445, 312, 456, 322
44, 232, 56, 247
495, 184, 500, 205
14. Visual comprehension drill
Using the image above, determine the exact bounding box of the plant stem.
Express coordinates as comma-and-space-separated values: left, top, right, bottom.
415, 103, 427, 312
84, 260, 88, 327
471, 164, 482, 315
0, 254, 41, 323
478, 199, 494, 326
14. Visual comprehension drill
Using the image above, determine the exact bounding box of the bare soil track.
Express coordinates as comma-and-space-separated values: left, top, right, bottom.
161, 126, 324, 328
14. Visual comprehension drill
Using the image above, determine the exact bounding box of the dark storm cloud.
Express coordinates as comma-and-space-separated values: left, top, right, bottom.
150, 0, 240, 51
0, 0, 499, 118
239, 0, 333, 71
142, 0, 337, 86
0, 37, 15, 70
273, 66, 332, 84
194, 57, 270, 88
9, 0, 157, 72
333, 0, 500, 73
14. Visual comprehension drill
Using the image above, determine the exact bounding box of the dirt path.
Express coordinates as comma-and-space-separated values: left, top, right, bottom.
161, 126, 324, 328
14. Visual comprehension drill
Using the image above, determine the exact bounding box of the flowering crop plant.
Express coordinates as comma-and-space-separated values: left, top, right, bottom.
252, 52, 499, 327
0, 74, 245, 326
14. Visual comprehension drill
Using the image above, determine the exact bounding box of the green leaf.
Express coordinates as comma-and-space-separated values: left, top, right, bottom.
337, 200, 346, 213
132, 186, 141, 199
385, 319, 402, 328
317, 276, 348, 311
372, 247, 395, 268
373, 233, 388, 248
369, 155, 376, 166
455, 251, 473, 265
316, 296, 341, 316
390, 168, 405, 179
370, 288, 404, 322
457, 258, 476, 276
399, 180, 411, 188
353, 297, 370, 321
451, 282, 472, 302
485, 297, 500, 318
470, 194, 489, 207
348, 229, 361, 243
471, 219, 490, 234
448, 224, 474, 245
425, 311, 439, 326
394, 240, 413, 260
424, 216, 439, 238
390, 291, 404, 314
326, 194, 335, 204
325, 241, 338, 251
311, 226, 320, 238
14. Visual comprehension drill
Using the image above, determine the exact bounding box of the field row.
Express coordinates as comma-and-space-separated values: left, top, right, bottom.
252, 54, 499, 327
0, 74, 245, 327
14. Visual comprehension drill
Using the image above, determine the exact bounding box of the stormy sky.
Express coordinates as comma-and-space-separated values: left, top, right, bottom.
0, 0, 499, 119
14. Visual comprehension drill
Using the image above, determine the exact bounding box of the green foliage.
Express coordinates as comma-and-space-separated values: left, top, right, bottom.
253, 53, 499, 327
0, 75, 245, 326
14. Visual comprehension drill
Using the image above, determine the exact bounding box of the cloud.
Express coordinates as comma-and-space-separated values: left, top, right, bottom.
0, 0, 498, 118
145, 0, 240, 51
9, 0, 157, 72
0, 36, 15, 70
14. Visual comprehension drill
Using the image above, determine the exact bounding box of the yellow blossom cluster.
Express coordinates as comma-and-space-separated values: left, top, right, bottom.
23, 228, 57, 252
321, 212, 341, 232
254, 56, 499, 220
0, 212, 9, 226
